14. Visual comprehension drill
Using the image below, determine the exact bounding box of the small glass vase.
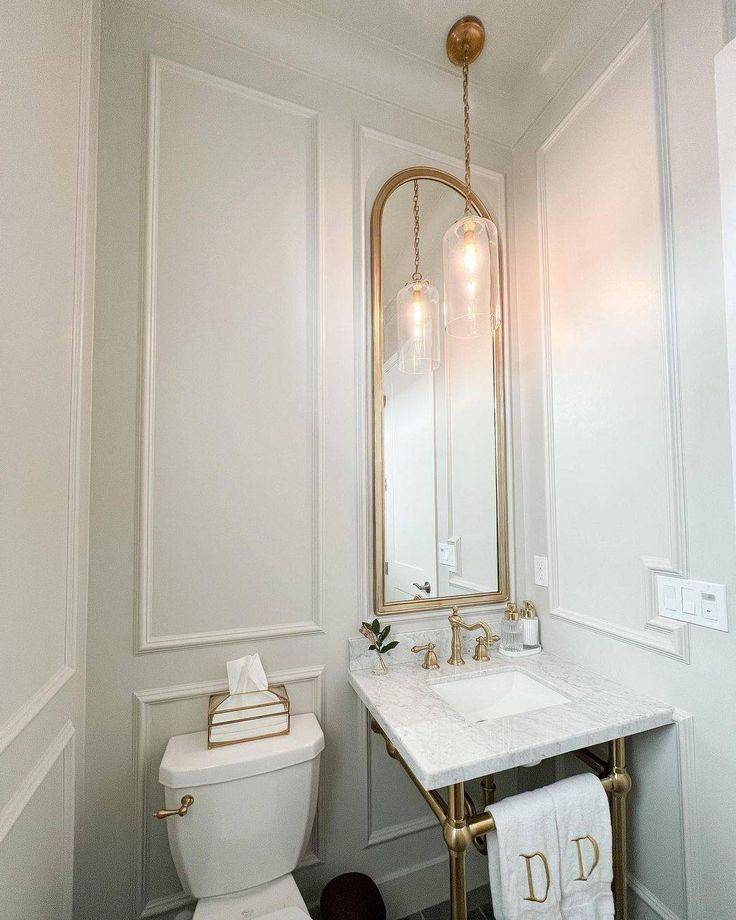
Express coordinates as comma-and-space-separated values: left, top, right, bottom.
372, 652, 389, 676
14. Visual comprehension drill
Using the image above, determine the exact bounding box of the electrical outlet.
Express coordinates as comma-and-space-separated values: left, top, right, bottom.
533, 555, 549, 587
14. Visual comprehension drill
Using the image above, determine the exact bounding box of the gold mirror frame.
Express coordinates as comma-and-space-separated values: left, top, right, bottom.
371, 166, 509, 615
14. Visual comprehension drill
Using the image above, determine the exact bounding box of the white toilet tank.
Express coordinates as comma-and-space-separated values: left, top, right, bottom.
159, 714, 324, 900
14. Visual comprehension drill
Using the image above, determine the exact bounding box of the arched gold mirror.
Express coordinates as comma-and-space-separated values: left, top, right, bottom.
371, 167, 508, 614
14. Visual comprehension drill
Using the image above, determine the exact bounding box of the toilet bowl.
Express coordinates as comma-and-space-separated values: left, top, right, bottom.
159, 713, 324, 919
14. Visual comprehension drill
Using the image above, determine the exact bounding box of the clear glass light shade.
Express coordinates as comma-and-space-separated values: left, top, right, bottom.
397, 280, 440, 375
442, 215, 501, 338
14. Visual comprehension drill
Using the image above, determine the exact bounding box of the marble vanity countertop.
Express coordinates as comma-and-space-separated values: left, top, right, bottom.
348, 641, 674, 790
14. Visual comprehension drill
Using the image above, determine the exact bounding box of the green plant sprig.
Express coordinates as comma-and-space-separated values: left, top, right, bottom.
360, 619, 399, 655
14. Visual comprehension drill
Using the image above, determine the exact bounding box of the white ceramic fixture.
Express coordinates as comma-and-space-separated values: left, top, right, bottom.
159, 713, 324, 919
431, 671, 569, 722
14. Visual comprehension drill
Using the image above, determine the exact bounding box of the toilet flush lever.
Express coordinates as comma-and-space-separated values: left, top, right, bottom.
154, 794, 194, 819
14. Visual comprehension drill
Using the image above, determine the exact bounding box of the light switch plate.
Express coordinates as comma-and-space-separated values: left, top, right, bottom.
533, 555, 549, 587
439, 538, 459, 569
656, 575, 729, 632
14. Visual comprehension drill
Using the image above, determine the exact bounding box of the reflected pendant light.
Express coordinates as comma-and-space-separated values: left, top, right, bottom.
442, 16, 502, 338
397, 179, 440, 374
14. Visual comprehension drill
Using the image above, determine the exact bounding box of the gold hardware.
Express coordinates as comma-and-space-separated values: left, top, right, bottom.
411, 178, 422, 281
448, 607, 499, 665
370, 167, 509, 616
370, 718, 631, 920
504, 601, 519, 621
411, 642, 440, 670
154, 794, 194, 819
445, 16, 486, 67
521, 600, 537, 618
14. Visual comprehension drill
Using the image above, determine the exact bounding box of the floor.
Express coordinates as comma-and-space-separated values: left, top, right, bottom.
309, 884, 494, 920
397, 884, 494, 920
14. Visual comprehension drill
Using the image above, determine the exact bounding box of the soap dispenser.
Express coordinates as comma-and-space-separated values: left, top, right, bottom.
520, 601, 540, 648
500, 602, 523, 654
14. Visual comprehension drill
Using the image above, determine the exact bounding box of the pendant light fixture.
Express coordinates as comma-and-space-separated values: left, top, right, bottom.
397, 179, 440, 374
443, 16, 501, 338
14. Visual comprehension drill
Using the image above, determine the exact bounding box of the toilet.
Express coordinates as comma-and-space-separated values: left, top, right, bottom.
159, 713, 324, 919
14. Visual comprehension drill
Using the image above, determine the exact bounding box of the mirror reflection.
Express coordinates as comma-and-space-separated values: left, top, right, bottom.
374, 172, 507, 612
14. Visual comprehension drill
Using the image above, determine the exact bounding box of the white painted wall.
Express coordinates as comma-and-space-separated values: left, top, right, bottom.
0, 1, 99, 916
513, 1, 735, 918
716, 37, 736, 546
81, 3, 514, 918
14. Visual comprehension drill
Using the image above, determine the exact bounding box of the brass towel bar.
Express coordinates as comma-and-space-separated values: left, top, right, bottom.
370, 718, 631, 920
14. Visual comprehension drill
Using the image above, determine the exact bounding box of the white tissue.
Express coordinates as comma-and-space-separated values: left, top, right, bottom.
227, 653, 268, 695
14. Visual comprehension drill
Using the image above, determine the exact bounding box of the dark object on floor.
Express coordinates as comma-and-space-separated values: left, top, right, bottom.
320, 872, 387, 920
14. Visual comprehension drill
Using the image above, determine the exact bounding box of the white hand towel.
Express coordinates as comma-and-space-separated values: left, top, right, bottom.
487, 787, 563, 919
546, 774, 615, 920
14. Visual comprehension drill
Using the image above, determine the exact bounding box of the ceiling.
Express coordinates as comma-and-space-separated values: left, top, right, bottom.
285, 0, 580, 94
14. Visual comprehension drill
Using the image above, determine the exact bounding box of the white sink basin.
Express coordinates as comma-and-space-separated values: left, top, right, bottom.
431, 670, 569, 722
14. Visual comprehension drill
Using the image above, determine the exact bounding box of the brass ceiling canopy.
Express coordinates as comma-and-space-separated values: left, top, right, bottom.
445, 15, 485, 67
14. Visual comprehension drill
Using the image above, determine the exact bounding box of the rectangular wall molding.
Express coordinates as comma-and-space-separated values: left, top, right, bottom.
137, 55, 324, 652
364, 712, 436, 847
538, 11, 690, 662
0, 723, 76, 919
0, 0, 97, 754
629, 875, 684, 920
133, 665, 325, 918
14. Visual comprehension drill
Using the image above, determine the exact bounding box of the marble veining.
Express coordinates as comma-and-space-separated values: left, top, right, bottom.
348, 628, 674, 790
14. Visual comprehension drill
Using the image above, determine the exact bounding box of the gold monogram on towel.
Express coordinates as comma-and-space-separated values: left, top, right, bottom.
571, 834, 600, 881
519, 852, 551, 903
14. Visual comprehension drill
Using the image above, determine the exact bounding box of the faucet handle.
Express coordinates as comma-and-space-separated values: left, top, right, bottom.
411, 643, 440, 670
472, 631, 500, 662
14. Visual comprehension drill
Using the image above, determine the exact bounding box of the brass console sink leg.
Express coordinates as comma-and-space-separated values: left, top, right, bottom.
609, 738, 631, 920
447, 783, 468, 920
481, 773, 496, 807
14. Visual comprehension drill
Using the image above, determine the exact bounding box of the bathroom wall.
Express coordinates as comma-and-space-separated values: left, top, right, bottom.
513, 1, 735, 918
81, 2, 516, 918
0, 1, 99, 918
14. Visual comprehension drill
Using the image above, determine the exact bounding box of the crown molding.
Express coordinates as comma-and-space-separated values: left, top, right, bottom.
120, 0, 519, 147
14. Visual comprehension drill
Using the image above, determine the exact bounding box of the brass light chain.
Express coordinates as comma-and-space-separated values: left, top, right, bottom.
412, 179, 422, 282
462, 43, 472, 216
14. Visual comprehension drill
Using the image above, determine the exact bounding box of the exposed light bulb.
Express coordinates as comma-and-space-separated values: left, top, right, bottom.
463, 223, 477, 274
412, 285, 425, 338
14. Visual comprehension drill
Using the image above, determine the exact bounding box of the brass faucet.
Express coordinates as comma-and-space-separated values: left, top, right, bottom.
448, 607, 500, 666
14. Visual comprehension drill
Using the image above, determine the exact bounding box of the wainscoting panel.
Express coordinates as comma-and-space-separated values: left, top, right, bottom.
0, 724, 76, 919
537, 12, 689, 659
138, 56, 322, 652
134, 666, 324, 917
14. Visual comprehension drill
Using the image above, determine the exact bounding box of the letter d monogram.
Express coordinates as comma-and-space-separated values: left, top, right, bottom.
571, 834, 600, 881
519, 852, 551, 903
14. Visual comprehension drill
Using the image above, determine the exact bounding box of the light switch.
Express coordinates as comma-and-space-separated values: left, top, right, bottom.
663, 584, 678, 611
439, 540, 458, 568
682, 587, 697, 615
657, 575, 728, 632
702, 593, 718, 620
